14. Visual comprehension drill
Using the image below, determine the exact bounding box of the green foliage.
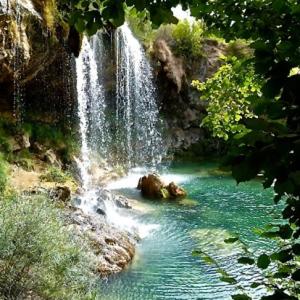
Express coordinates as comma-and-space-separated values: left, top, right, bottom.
171, 19, 205, 59
154, 19, 206, 59
58, 0, 178, 35
190, 2, 300, 298
192, 58, 263, 140
0, 154, 7, 195
125, 6, 154, 47
0, 194, 97, 299
40, 166, 72, 183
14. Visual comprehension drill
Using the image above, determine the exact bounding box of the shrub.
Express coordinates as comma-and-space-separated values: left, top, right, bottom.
171, 19, 205, 59
40, 166, 71, 183
0, 154, 7, 195
192, 57, 263, 140
0, 194, 98, 299
125, 6, 154, 48
154, 19, 206, 59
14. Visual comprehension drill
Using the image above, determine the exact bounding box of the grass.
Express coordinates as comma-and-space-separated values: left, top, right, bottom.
40, 166, 72, 183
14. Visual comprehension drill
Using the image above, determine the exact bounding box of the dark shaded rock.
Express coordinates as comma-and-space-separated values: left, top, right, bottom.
50, 186, 71, 202
67, 26, 81, 57
96, 208, 106, 216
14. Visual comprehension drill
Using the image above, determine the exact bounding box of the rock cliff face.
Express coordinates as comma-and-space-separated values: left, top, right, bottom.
0, 0, 78, 123
152, 37, 227, 158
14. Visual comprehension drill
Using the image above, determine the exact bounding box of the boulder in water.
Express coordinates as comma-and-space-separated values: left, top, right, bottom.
137, 174, 187, 200
137, 174, 165, 198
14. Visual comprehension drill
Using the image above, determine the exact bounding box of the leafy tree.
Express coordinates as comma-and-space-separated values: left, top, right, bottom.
192, 58, 262, 140
189, 1, 300, 299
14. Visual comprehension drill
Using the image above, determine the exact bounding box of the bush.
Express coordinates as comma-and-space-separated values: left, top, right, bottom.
192, 57, 263, 140
0, 195, 97, 299
155, 19, 205, 59
171, 19, 205, 59
0, 154, 7, 195
125, 6, 154, 48
40, 166, 71, 183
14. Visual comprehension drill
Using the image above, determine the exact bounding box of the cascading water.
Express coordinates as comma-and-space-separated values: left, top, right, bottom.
75, 34, 109, 192
75, 26, 164, 236
115, 23, 165, 169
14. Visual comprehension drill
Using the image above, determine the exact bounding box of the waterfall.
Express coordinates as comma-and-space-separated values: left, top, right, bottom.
115, 23, 165, 169
75, 35, 108, 191
75, 26, 163, 236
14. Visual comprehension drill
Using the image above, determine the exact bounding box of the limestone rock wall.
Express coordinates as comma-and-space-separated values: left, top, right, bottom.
0, 0, 78, 124
152, 37, 227, 158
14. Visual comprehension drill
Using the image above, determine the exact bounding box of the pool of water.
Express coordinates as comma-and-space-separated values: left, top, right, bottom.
101, 162, 278, 300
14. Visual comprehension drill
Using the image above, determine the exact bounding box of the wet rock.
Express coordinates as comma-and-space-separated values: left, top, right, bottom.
137, 174, 187, 200
137, 174, 165, 198
65, 208, 137, 278
50, 186, 71, 202
114, 195, 132, 209
96, 208, 106, 216
43, 149, 62, 168
167, 182, 187, 199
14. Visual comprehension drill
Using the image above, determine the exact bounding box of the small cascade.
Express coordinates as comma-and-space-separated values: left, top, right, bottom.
115, 23, 165, 169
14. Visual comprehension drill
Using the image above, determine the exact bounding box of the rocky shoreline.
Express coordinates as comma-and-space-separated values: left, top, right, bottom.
27, 185, 139, 278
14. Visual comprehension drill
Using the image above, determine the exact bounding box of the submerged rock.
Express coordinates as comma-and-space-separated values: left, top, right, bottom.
137, 173, 187, 200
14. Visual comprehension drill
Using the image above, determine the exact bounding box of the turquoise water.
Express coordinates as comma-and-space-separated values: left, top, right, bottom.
101, 163, 278, 300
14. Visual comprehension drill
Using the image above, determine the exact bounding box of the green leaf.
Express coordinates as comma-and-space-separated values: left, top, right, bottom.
250, 282, 261, 288
224, 237, 239, 244
270, 249, 293, 263
74, 18, 86, 32
257, 254, 270, 269
292, 244, 300, 255
237, 257, 255, 265
278, 225, 293, 240
291, 269, 300, 281
273, 272, 290, 279
232, 294, 252, 300
220, 276, 237, 285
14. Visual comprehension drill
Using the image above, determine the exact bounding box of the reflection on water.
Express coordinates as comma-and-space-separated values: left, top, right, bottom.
101, 163, 277, 300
